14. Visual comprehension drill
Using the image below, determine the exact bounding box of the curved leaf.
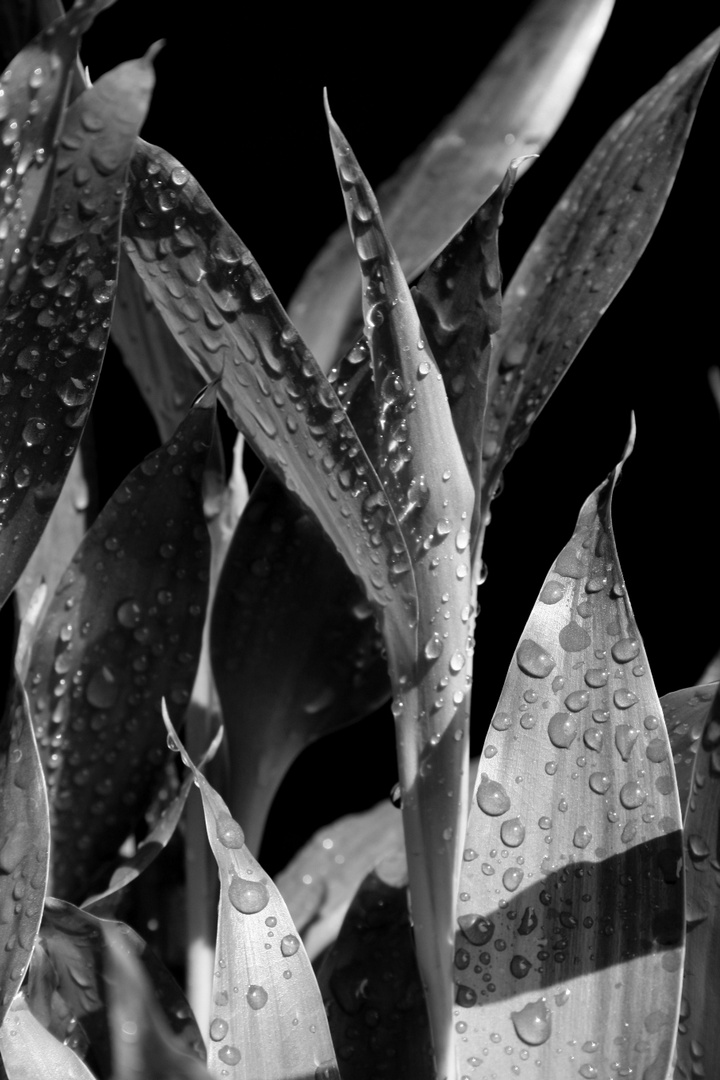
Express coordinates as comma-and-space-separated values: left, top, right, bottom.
661, 682, 716, 818
289, 0, 615, 370
481, 28, 720, 533
456, 428, 685, 1080
0, 48, 155, 609
0, 992, 96, 1080
317, 853, 434, 1080
25, 388, 215, 902
0, 679, 49, 1024
163, 705, 340, 1080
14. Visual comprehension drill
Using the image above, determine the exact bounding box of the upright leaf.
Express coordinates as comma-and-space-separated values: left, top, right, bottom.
25, 388, 215, 902
0, 679, 49, 1024
456, 429, 685, 1080
289, 0, 615, 370
481, 28, 720, 533
661, 682, 716, 816
163, 706, 340, 1080
326, 104, 476, 1080
0, 47, 155, 609
0, 992, 96, 1080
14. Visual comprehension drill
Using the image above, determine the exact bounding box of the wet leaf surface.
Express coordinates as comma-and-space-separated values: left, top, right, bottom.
0, 991, 96, 1080
33, 897, 205, 1078
482, 28, 720, 532
661, 682, 716, 818
0, 678, 49, 1025
0, 47, 155, 610
163, 705, 339, 1080
317, 853, 434, 1080
210, 471, 389, 852
122, 138, 418, 669
25, 388, 215, 902
456, 429, 685, 1079
675, 684, 720, 1079
288, 0, 614, 371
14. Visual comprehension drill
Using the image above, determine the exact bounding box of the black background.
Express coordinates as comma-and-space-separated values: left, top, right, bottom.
5, 2, 719, 876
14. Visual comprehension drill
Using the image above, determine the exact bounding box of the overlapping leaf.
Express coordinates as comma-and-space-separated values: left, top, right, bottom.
661, 682, 716, 816
481, 28, 720, 534
163, 706, 339, 1080
0, 0, 113, 303
317, 853, 433, 1080
456, 429, 685, 1079
25, 388, 215, 902
674, 683, 720, 1079
325, 104, 476, 1080
0, 47, 155, 610
28, 898, 205, 1078
0, 679, 49, 1025
288, 0, 615, 370
0, 992, 96, 1080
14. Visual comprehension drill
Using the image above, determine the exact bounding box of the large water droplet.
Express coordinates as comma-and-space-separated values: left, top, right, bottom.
510, 955, 532, 979
216, 814, 244, 848
619, 781, 646, 809
583, 729, 603, 753
85, 666, 119, 709
511, 998, 551, 1045
246, 984, 268, 1010
558, 622, 591, 652
218, 1045, 241, 1065
228, 876, 269, 914
646, 738, 668, 763
477, 774, 511, 816
116, 600, 142, 628
611, 638, 640, 663
209, 1018, 228, 1041
503, 867, 524, 892
424, 633, 443, 661
539, 581, 565, 605
548, 713, 577, 748
573, 826, 592, 849
280, 934, 300, 957
585, 668, 609, 688
457, 914, 494, 946
615, 725, 639, 761
564, 690, 589, 712
516, 639, 555, 678
613, 689, 638, 710
500, 818, 525, 848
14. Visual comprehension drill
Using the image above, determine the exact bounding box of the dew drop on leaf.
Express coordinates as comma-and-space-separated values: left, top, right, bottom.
558, 622, 591, 652
516, 639, 555, 678
246, 984, 268, 1010
476, 774, 511, 816
209, 1018, 228, 1041
228, 876, 269, 914
611, 637, 640, 663
503, 867, 524, 892
547, 713, 578, 748
510, 998, 552, 1045
619, 781, 646, 809
500, 818, 525, 847
218, 1044, 241, 1065
539, 581, 564, 604
573, 826, 592, 849
216, 814, 244, 849
614, 689, 638, 710
280, 934, 300, 957
85, 665, 119, 708
457, 914, 494, 946
509, 955, 532, 979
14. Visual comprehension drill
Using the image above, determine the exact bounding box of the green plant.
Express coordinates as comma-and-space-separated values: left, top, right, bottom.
0, 2, 717, 1079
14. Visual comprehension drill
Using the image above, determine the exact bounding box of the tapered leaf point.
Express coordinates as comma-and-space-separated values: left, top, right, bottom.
144, 39, 166, 65
622, 410, 637, 466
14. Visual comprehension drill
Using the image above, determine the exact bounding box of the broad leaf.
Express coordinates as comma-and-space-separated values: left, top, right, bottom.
0, 48, 155, 609
481, 28, 720, 535
661, 682, 716, 817
289, 0, 615, 370
0, 992, 96, 1080
317, 853, 434, 1080
0, 679, 49, 1024
675, 683, 720, 1078
326, 104, 476, 1080
456, 429, 685, 1080
163, 705, 340, 1080
25, 387, 215, 902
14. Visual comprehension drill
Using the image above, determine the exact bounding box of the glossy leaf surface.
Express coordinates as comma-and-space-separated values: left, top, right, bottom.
0, 680, 49, 1025
163, 706, 339, 1080
482, 28, 720, 531
0, 992, 96, 1080
25, 388, 215, 902
456, 432, 685, 1079
661, 682, 716, 817
317, 853, 433, 1080
0, 49, 155, 609
289, 0, 614, 370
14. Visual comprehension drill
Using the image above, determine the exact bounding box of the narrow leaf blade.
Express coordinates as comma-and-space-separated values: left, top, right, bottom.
0, 993, 97, 1080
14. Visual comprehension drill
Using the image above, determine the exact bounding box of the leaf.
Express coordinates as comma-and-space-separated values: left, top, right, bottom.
0, 47, 155, 611
325, 104, 476, 1080
288, 0, 615, 371
0, 678, 49, 1026
122, 139, 418, 660
674, 684, 720, 1078
25, 387, 215, 903
317, 853, 434, 1080
661, 682, 716, 818
162, 704, 340, 1080
102, 923, 211, 1080
481, 28, 720, 534
111, 250, 205, 442
210, 471, 389, 853
0, 992, 97, 1080
456, 426, 685, 1080
32, 898, 205, 1078
0, 0, 114, 305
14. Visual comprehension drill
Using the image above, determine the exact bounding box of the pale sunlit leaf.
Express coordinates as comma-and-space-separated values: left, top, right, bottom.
456, 426, 684, 1080
0, 992, 96, 1080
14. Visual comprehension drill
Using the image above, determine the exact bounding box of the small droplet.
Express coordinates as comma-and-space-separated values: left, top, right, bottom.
503, 867, 524, 892
246, 984, 268, 1010
510, 955, 532, 979
548, 713, 577, 749
228, 876, 269, 914
573, 826, 592, 849
218, 1045, 241, 1065
500, 818, 525, 848
615, 725, 639, 761
511, 998, 551, 1045
85, 665, 119, 709
280, 934, 300, 957
424, 633, 443, 661
209, 1018, 228, 1041
116, 600, 142, 628
477, 774, 511, 816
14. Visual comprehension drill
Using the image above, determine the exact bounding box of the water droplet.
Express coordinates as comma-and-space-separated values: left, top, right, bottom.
511, 998, 551, 1045
539, 581, 565, 605
477, 774, 511, 816
613, 689, 638, 710
503, 867, 524, 892
417, 360, 431, 377
492, 713, 511, 731
216, 814, 244, 848
585, 668, 609, 688
646, 738, 668, 763
579, 1066, 598, 1079
688, 835, 710, 861
611, 637, 640, 663
218, 1045, 241, 1065
548, 713, 577, 748
573, 826, 592, 849
510, 955, 531, 979
209, 1018, 228, 1041
564, 690, 589, 712
583, 729, 603, 753
280, 934, 300, 957
615, 725, 639, 761
424, 633, 443, 661
22, 417, 47, 446
246, 984, 268, 1010
500, 818, 525, 847
619, 781, 646, 809
450, 650, 465, 673
85, 665, 119, 709
228, 876, 269, 914
116, 600, 142, 628
516, 639, 555, 678
456, 528, 470, 552
457, 914, 494, 946
558, 622, 591, 652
